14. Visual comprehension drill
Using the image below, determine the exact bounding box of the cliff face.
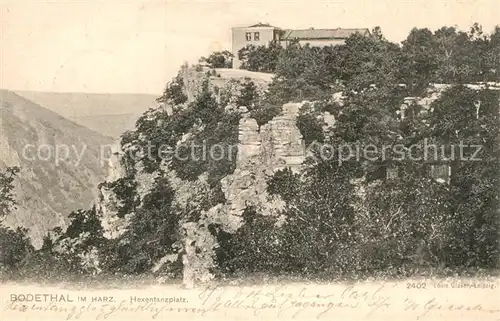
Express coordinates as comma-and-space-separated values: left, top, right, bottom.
221, 102, 306, 217
94, 68, 310, 285
178, 101, 310, 287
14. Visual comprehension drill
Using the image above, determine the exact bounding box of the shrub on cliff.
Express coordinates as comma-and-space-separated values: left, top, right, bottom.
199, 51, 233, 69
100, 177, 180, 275
238, 40, 284, 72
99, 176, 139, 218
296, 103, 326, 146
422, 87, 500, 269
235, 78, 282, 126
236, 78, 259, 108
0, 166, 20, 217
169, 79, 240, 184
249, 102, 282, 127
0, 226, 33, 275
358, 174, 452, 276
261, 164, 362, 278
0, 167, 34, 277
213, 206, 290, 276
35, 207, 108, 275
158, 72, 188, 105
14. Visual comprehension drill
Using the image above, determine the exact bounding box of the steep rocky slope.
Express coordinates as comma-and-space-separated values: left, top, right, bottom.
94, 67, 312, 286
15, 91, 157, 138
0, 90, 114, 247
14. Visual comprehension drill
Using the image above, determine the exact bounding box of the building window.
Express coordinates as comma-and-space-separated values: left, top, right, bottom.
254, 32, 260, 41
386, 167, 398, 180
431, 164, 451, 184
398, 103, 408, 120
245, 32, 252, 41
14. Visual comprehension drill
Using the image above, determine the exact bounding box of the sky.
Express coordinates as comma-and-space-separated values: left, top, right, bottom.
1, 0, 499, 95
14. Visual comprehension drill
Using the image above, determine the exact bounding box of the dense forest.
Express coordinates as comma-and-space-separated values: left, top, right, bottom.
1, 25, 499, 282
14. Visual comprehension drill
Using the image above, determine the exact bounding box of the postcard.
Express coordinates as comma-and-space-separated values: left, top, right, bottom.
1, 0, 499, 320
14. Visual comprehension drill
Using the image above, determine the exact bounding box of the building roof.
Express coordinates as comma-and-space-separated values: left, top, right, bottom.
282, 28, 370, 40
247, 22, 278, 28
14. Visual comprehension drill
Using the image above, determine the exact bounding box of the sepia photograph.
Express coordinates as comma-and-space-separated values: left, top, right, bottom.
1, 0, 499, 320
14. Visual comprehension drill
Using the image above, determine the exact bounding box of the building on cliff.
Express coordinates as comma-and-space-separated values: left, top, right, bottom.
231, 22, 370, 68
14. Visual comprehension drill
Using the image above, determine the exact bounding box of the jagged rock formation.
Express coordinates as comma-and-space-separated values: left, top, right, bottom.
221, 102, 306, 218
94, 67, 310, 286
179, 102, 307, 287
95, 102, 307, 286
96, 161, 157, 239
96, 67, 278, 231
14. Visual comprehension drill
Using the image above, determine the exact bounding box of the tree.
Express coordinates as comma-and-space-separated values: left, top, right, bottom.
484, 26, 500, 81
213, 206, 287, 276
199, 51, 233, 68
167, 78, 240, 184
296, 102, 326, 146
101, 177, 180, 274
235, 78, 281, 126
266, 29, 402, 103
400, 24, 499, 94
158, 72, 188, 105
0, 166, 20, 218
0, 226, 33, 273
0, 167, 34, 275
360, 171, 452, 275
236, 78, 258, 108
423, 86, 500, 269
238, 40, 284, 72
49, 206, 106, 274
340, 33, 403, 92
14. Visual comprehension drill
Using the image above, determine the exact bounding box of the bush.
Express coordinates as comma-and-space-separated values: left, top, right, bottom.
101, 176, 139, 218
238, 41, 283, 72
0, 226, 33, 274
0, 166, 20, 217
213, 206, 289, 276
199, 51, 233, 69
157, 73, 188, 105
296, 107, 325, 146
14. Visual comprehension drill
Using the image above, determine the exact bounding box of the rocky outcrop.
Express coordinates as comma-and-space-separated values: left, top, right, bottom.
93, 68, 310, 287
94, 101, 308, 287
261, 103, 306, 171
220, 102, 306, 218
96, 136, 158, 239
180, 102, 308, 287
400, 83, 500, 115
180, 65, 271, 104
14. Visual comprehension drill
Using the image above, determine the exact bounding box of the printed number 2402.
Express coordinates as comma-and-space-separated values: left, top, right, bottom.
406, 282, 426, 289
